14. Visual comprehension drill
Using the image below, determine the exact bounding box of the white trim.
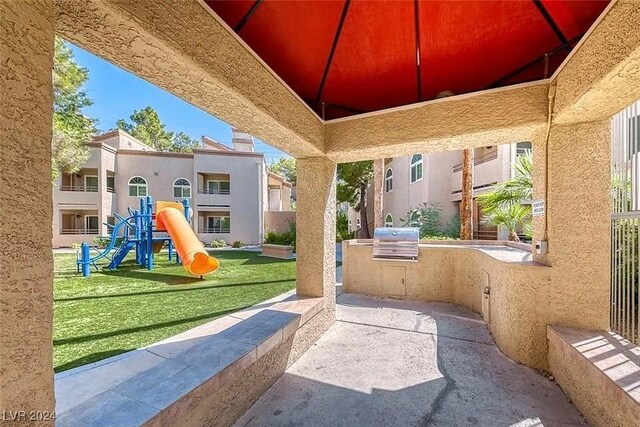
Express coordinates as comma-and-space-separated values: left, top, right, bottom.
385, 168, 393, 193
84, 175, 98, 192
128, 176, 148, 197
173, 177, 191, 198
410, 154, 424, 184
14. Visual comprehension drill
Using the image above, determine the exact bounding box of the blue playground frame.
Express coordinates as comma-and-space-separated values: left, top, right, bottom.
77, 196, 191, 277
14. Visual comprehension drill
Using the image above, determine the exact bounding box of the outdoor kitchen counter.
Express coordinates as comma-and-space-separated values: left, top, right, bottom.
342, 239, 552, 370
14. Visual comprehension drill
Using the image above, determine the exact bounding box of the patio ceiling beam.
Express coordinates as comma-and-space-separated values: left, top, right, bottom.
553, 1, 640, 125
54, 0, 324, 158
323, 82, 549, 163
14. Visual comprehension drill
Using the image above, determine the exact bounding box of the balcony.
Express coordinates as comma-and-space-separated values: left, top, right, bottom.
451, 149, 498, 173
199, 226, 231, 234
60, 185, 98, 192
197, 188, 230, 195
60, 228, 99, 235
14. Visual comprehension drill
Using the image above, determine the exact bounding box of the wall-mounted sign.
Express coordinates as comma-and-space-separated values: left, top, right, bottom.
532, 200, 545, 216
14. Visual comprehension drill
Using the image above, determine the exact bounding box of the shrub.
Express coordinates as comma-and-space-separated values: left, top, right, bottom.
421, 235, 459, 241
336, 210, 355, 242
210, 239, 227, 248
93, 236, 111, 248
232, 240, 244, 248
264, 222, 296, 248
400, 202, 443, 238
444, 212, 461, 238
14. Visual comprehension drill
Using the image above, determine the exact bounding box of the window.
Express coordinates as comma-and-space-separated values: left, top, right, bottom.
84, 176, 98, 192
173, 178, 191, 198
106, 176, 115, 193
385, 168, 393, 192
385, 214, 393, 227
85, 215, 99, 233
206, 216, 230, 233
356, 217, 361, 229
207, 180, 230, 195
410, 154, 423, 183
128, 176, 147, 197
106, 216, 115, 235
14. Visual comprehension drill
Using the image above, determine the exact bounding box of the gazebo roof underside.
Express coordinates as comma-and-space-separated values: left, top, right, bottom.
205, 0, 609, 120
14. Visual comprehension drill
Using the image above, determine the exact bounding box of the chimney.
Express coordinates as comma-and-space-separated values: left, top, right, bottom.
231, 128, 255, 152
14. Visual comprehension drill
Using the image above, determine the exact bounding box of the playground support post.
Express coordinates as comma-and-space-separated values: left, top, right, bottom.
146, 195, 154, 271
80, 242, 90, 277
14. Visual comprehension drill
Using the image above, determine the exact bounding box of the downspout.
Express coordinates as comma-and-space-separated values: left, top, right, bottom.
258, 160, 264, 244
543, 84, 557, 241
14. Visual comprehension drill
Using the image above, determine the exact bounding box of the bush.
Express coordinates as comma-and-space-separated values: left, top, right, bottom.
421, 235, 459, 241
336, 210, 355, 242
232, 240, 244, 248
93, 236, 111, 248
264, 221, 296, 248
210, 239, 227, 248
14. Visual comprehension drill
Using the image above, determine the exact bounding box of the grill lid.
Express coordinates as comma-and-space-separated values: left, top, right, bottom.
373, 227, 419, 260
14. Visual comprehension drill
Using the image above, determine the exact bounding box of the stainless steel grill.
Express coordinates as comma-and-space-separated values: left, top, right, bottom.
372, 227, 419, 260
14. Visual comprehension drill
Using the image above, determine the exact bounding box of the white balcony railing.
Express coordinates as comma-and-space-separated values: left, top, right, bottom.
60, 185, 99, 192
60, 228, 99, 235
198, 188, 230, 195
199, 227, 231, 234
452, 150, 498, 173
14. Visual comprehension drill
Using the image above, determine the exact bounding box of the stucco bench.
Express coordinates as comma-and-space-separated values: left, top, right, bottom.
261, 244, 295, 259
547, 325, 640, 427
55, 291, 323, 426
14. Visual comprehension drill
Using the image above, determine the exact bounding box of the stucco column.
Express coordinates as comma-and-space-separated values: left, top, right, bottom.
0, 0, 56, 419
295, 158, 336, 307
533, 120, 611, 331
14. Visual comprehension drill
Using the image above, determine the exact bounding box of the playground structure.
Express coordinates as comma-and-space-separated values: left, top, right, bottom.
78, 196, 219, 277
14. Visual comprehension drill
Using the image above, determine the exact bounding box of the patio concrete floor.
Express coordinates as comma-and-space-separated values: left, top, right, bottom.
235, 291, 587, 427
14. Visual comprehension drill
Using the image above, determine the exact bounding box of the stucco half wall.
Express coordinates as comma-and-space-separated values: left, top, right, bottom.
264, 211, 296, 234
342, 240, 553, 369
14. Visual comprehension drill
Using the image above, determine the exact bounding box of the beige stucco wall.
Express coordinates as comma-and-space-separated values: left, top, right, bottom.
194, 151, 264, 244
324, 82, 548, 162
264, 211, 296, 234
0, 0, 55, 420
532, 121, 611, 332
547, 326, 640, 427
342, 241, 556, 369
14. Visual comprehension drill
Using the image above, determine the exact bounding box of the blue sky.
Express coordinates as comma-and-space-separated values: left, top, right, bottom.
69, 43, 288, 163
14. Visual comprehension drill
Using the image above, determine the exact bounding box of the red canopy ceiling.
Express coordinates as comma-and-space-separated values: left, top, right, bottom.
205, 0, 609, 120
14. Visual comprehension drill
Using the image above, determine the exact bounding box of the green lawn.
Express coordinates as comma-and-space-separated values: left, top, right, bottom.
53, 250, 296, 372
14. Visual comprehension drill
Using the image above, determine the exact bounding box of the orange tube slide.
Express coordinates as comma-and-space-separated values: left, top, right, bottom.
156, 207, 219, 276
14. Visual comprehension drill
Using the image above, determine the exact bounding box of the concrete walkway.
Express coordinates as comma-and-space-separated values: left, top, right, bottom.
235, 293, 586, 427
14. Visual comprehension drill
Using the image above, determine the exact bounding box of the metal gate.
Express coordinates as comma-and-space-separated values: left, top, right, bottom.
611, 100, 640, 344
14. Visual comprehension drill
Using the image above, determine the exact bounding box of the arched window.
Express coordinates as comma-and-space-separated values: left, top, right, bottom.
385, 168, 393, 192
356, 217, 361, 230
128, 176, 147, 197
410, 154, 423, 183
385, 214, 393, 227
173, 178, 191, 198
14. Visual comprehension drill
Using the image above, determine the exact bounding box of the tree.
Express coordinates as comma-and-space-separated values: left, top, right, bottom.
460, 148, 474, 239
476, 150, 533, 241
52, 37, 96, 180
373, 158, 385, 228
116, 107, 174, 151
268, 157, 297, 185
172, 132, 201, 152
337, 161, 373, 239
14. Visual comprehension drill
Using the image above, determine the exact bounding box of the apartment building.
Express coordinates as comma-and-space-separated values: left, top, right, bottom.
52, 128, 292, 247
355, 142, 531, 239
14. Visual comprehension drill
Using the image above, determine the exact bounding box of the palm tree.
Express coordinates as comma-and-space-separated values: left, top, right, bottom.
477, 150, 532, 241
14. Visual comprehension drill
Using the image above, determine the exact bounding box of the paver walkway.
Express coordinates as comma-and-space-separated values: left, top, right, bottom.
235, 292, 586, 427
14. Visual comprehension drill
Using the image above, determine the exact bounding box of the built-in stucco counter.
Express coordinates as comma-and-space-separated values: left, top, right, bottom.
342, 239, 552, 369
